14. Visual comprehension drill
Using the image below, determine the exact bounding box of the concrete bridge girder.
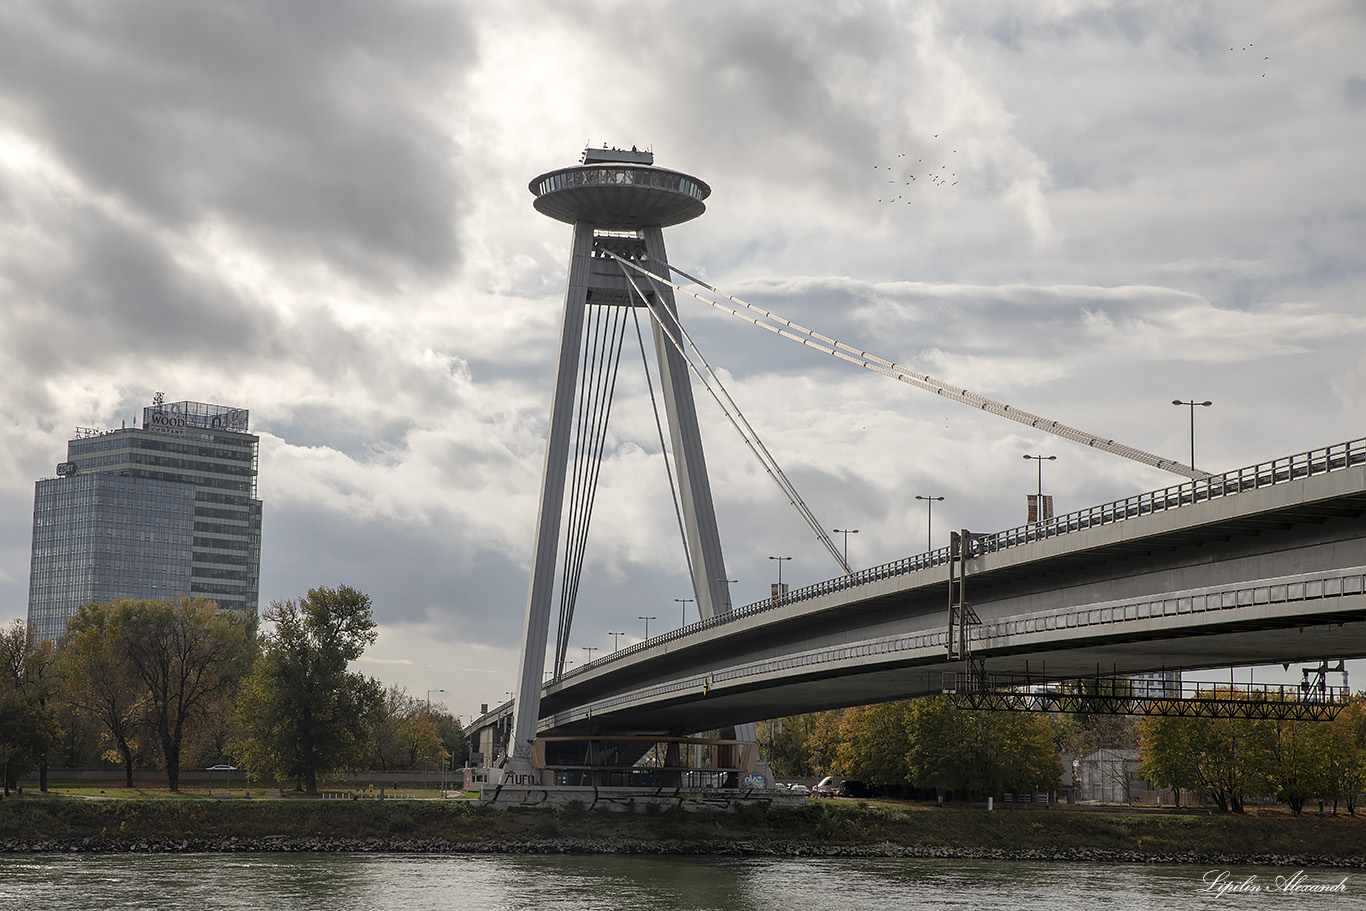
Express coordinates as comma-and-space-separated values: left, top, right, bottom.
517, 465, 1366, 736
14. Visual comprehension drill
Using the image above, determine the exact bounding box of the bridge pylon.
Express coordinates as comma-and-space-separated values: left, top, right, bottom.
505, 147, 742, 775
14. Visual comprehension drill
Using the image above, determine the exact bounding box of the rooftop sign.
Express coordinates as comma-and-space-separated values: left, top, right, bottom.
143, 400, 249, 433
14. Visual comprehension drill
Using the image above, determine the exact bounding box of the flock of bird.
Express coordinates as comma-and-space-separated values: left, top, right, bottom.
873, 135, 961, 204
872, 41, 1269, 205
1231, 41, 1269, 77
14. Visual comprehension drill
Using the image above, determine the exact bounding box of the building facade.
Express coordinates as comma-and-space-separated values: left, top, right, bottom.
27, 398, 262, 642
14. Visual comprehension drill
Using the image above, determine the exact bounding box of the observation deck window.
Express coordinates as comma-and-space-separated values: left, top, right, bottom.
534, 167, 707, 201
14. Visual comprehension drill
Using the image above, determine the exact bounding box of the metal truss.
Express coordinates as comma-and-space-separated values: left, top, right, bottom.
940, 672, 1348, 721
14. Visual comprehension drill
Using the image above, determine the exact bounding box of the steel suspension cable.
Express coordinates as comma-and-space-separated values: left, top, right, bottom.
619, 264, 852, 575
631, 304, 696, 593
555, 304, 603, 675
554, 301, 630, 675
557, 302, 624, 673
608, 253, 1211, 481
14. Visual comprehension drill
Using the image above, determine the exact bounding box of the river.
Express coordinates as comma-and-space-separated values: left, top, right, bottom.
0, 853, 1359, 910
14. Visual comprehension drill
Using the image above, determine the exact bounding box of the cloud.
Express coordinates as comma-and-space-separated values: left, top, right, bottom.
3, 0, 1365, 719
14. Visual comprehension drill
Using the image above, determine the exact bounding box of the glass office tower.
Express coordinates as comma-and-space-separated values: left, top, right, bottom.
27, 398, 262, 642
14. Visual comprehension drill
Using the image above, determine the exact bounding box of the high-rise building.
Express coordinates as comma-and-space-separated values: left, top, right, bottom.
26, 397, 262, 642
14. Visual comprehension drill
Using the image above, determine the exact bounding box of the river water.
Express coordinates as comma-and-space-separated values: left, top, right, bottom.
0, 854, 1360, 910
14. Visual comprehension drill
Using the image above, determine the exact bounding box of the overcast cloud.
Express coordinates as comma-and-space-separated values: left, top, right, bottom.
2, 0, 1363, 719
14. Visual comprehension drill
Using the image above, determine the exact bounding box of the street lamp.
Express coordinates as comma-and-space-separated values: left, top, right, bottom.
426, 689, 447, 714
1172, 399, 1212, 471
1022, 454, 1057, 523
831, 528, 859, 567
716, 578, 738, 611
768, 555, 792, 589
581, 646, 598, 664
913, 496, 943, 551
638, 615, 656, 639
608, 630, 626, 651
674, 598, 694, 627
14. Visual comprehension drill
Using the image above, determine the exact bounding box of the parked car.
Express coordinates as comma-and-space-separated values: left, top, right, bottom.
811, 776, 839, 798
786, 783, 811, 795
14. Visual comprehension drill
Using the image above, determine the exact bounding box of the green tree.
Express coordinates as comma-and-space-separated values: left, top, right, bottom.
1313, 695, 1366, 816
1265, 716, 1324, 816
108, 597, 255, 792
1139, 695, 1273, 813
904, 697, 1060, 800
234, 585, 384, 794
756, 715, 819, 779
0, 621, 60, 795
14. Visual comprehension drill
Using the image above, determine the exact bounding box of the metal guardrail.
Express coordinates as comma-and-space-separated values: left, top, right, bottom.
550, 437, 1366, 684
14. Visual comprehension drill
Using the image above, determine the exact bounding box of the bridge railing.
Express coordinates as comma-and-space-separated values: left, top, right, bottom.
556, 437, 1366, 683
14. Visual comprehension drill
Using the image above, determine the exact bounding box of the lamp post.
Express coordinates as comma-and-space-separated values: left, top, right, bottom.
426, 689, 447, 714
831, 528, 859, 567
581, 646, 598, 664
768, 555, 792, 590
1172, 399, 1212, 471
715, 578, 738, 611
608, 630, 626, 652
674, 598, 694, 628
638, 615, 656, 639
1022, 454, 1056, 523
913, 496, 943, 551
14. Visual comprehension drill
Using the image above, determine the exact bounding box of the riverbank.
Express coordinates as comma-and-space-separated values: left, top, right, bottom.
3, 795, 1365, 866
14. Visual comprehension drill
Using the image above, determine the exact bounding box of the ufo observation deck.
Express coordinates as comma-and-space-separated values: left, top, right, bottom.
530, 148, 710, 230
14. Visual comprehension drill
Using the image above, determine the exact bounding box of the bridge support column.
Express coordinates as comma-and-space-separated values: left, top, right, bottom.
507, 221, 594, 767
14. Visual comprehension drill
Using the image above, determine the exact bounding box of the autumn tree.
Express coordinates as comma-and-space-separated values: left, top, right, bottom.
367, 685, 447, 771
107, 597, 255, 791
817, 702, 915, 786
58, 603, 148, 787
234, 585, 384, 794
432, 707, 470, 768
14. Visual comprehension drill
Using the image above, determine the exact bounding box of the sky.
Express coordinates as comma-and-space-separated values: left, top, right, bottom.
2, 0, 1364, 722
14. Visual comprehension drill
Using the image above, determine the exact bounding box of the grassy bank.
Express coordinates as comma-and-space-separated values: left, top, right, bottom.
4, 794, 1366, 863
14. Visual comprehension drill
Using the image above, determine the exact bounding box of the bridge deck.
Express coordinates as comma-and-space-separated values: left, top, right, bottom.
468, 440, 1366, 741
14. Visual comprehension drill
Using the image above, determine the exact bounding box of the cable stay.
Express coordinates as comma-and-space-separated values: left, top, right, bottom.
617, 263, 853, 576
630, 305, 698, 600
607, 253, 1211, 482
554, 300, 629, 677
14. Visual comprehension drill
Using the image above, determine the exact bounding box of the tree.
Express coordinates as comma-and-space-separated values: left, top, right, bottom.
1265, 716, 1324, 816
0, 621, 60, 795
904, 697, 1060, 800
1139, 695, 1273, 813
234, 585, 384, 794
756, 714, 820, 779
820, 702, 915, 787
431, 707, 469, 769
108, 597, 255, 792
368, 685, 418, 770
58, 603, 147, 787
1305, 695, 1366, 816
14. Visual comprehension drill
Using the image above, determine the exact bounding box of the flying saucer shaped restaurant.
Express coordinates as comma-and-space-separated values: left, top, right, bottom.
530, 151, 710, 229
